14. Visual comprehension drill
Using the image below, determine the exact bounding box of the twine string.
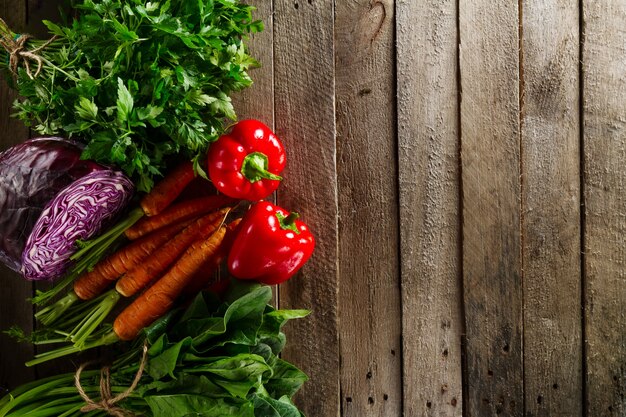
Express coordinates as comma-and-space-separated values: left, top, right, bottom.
0, 18, 57, 79
74, 342, 149, 417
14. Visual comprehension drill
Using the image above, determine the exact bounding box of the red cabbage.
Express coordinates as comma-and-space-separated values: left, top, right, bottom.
0, 138, 104, 271
21, 170, 134, 281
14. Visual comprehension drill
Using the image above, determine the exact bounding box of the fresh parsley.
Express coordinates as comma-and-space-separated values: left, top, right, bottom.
4, 0, 262, 191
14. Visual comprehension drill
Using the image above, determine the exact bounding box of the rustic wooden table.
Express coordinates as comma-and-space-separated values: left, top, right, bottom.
1, 1, 625, 416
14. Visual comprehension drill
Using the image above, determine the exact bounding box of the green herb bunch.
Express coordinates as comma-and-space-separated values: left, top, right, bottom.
1, 284, 308, 416
2, 0, 262, 191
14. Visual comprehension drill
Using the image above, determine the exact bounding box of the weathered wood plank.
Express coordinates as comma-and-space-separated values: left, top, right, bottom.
26, 0, 62, 34
335, 1, 401, 416
459, 1, 523, 415
396, 0, 463, 415
273, 1, 339, 416
232, 0, 274, 127
0, 0, 36, 390
521, 2, 583, 416
582, 1, 626, 416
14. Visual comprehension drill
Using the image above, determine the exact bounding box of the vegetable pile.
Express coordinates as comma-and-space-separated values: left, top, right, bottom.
0, 1, 317, 416
2, 0, 262, 191
0, 284, 309, 417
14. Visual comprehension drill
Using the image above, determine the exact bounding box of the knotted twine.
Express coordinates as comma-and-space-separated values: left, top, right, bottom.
0, 18, 57, 79
74, 342, 148, 417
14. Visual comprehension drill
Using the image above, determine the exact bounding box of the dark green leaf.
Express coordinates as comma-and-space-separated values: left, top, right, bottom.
251, 394, 303, 417
265, 359, 309, 398
145, 394, 254, 417
148, 337, 192, 380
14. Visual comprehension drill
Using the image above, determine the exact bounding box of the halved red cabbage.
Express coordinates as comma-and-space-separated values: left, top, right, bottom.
21, 170, 134, 281
0, 138, 104, 271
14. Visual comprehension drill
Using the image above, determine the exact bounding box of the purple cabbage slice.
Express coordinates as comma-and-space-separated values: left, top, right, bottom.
0, 137, 104, 271
21, 170, 134, 281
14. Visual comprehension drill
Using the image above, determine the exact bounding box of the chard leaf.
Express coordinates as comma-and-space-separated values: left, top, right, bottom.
265, 359, 309, 398
148, 337, 193, 380
187, 354, 272, 398
145, 394, 254, 417
143, 373, 226, 397
251, 395, 303, 417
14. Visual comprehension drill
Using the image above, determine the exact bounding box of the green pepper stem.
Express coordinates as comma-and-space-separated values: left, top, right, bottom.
276, 211, 300, 234
241, 152, 282, 183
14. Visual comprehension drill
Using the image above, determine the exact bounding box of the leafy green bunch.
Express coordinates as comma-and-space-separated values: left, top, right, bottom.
4, 0, 262, 191
0, 284, 309, 416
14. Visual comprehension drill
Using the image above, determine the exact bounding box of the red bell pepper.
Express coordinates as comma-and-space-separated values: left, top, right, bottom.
208, 119, 286, 201
228, 201, 315, 285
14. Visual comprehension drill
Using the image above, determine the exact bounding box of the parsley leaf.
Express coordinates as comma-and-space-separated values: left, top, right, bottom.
4, 0, 262, 192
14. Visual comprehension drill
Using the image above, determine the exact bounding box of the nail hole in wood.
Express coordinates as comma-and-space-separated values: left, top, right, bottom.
443, 348, 449, 357
368, 397, 374, 405
502, 344, 510, 353
451, 398, 457, 407
366, 371, 372, 379
358, 88, 372, 97
294, 2, 299, 9
391, 349, 395, 356
487, 369, 494, 376
552, 383, 559, 390
346, 397, 352, 403
426, 401, 432, 408
537, 395, 543, 404
383, 394, 389, 401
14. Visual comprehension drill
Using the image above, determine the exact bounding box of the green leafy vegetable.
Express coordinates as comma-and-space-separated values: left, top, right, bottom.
1, 283, 308, 416
1, 0, 262, 191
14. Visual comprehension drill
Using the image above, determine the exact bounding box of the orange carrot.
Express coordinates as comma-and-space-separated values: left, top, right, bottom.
113, 226, 227, 341
124, 195, 236, 240
73, 218, 194, 300
181, 218, 242, 298
140, 161, 196, 216
116, 208, 230, 297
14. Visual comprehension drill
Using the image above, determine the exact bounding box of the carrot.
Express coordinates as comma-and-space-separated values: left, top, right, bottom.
73, 218, 194, 301
114, 225, 227, 341
181, 218, 242, 298
140, 161, 196, 216
124, 195, 236, 240
116, 208, 230, 297
69, 162, 199, 263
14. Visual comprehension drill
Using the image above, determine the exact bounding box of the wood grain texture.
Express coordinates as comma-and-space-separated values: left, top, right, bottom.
521, 2, 583, 416
232, 0, 274, 127
273, 1, 339, 416
459, 1, 523, 416
582, 1, 626, 416
396, 0, 463, 416
0, 0, 35, 390
335, 1, 401, 416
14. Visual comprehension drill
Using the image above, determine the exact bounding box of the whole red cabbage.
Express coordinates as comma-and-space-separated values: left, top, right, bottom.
0, 138, 104, 272
21, 170, 134, 281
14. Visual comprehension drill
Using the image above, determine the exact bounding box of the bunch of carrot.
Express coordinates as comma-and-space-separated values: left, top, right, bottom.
27, 162, 243, 365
